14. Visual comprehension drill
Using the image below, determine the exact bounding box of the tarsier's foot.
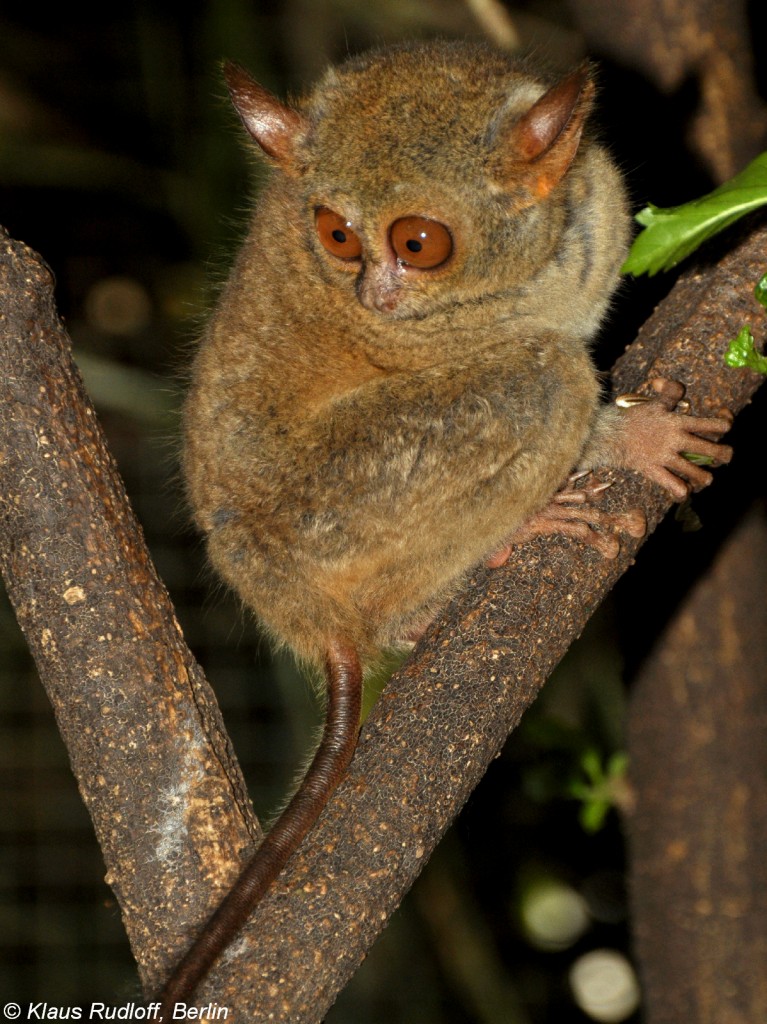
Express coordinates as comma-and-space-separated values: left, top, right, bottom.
613, 377, 733, 500
486, 475, 646, 567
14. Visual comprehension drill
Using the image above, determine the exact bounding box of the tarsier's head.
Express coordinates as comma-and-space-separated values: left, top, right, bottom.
226, 41, 626, 328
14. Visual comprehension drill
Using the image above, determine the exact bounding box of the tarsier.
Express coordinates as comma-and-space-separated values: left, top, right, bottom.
159, 39, 732, 1012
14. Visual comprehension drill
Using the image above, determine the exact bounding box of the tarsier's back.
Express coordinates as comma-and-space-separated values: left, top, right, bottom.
183, 39, 629, 669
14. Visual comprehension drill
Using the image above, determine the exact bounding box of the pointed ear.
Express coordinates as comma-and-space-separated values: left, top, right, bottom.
491, 64, 595, 202
223, 61, 308, 171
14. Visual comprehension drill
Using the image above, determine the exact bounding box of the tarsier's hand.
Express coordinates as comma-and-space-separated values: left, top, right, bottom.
612, 377, 733, 500
487, 378, 733, 567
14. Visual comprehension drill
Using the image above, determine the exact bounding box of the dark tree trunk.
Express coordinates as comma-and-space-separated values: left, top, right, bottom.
627, 506, 767, 1023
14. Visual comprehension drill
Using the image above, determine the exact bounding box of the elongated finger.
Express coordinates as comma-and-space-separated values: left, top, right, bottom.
649, 377, 686, 410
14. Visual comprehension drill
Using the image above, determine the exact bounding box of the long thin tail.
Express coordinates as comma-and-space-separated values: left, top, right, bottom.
156, 640, 363, 1018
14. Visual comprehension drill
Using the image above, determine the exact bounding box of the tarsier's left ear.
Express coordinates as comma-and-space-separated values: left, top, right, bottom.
224, 61, 309, 173
490, 64, 595, 203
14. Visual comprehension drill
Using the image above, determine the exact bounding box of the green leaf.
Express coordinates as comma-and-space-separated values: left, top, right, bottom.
674, 497, 703, 533
606, 751, 629, 780
683, 452, 715, 466
579, 799, 610, 834
724, 324, 767, 375
622, 151, 767, 276
755, 273, 767, 310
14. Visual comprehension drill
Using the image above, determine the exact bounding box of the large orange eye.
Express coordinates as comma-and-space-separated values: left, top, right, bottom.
389, 217, 453, 269
315, 207, 363, 261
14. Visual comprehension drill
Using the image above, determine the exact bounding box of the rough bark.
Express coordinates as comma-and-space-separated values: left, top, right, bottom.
0, 228, 260, 992
0, 212, 765, 1018
627, 506, 767, 1024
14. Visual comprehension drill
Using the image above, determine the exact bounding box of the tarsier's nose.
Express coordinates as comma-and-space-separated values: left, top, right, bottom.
356, 261, 403, 314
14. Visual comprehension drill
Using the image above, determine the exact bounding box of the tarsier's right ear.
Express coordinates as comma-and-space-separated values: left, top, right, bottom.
224, 62, 308, 173
490, 64, 595, 205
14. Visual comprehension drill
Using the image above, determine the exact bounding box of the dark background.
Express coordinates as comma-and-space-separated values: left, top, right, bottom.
1, 2, 764, 1021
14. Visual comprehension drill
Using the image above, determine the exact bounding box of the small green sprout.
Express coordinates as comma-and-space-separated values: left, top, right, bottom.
724, 325, 767, 376
754, 273, 767, 310
568, 749, 630, 833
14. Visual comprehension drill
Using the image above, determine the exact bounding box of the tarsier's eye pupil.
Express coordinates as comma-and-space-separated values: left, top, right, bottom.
332, 229, 347, 244
406, 239, 422, 253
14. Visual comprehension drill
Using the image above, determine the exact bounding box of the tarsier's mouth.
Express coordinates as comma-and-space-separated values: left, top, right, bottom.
356, 282, 526, 325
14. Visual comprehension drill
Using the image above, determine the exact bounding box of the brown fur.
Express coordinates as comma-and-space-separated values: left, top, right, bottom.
184, 40, 629, 668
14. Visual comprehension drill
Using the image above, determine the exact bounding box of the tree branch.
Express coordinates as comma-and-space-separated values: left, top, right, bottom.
0, 227, 260, 993
566, 0, 767, 180
0, 215, 764, 1018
